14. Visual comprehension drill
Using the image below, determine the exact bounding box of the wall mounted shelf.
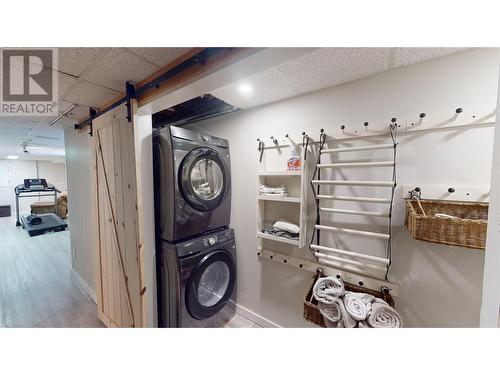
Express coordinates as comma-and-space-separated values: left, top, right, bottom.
257, 137, 310, 248
257, 195, 301, 203
258, 170, 302, 176
256, 232, 300, 245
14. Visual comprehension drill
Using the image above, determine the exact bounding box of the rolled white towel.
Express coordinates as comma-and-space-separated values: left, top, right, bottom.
318, 301, 341, 327
319, 298, 356, 328
367, 301, 402, 328
344, 292, 374, 321
313, 277, 345, 303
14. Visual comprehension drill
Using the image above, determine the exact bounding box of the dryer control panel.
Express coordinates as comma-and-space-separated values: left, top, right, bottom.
170, 126, 229, 148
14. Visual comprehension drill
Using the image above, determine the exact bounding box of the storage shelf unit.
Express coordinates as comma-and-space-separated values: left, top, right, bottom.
257, 138, 310, 248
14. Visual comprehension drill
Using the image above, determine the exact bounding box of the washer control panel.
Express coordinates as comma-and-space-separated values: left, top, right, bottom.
174, 228, 234, 258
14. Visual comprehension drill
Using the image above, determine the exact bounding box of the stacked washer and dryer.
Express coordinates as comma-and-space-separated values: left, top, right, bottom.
153, 126, 236, 327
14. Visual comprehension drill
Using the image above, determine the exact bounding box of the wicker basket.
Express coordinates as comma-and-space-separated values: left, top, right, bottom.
304, 272, 394, 327
405, 199, 488, 250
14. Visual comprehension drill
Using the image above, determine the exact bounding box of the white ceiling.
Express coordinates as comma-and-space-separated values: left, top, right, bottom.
0, 47, 469, 161
0, 47, 191, 160
211, 47, 468, 109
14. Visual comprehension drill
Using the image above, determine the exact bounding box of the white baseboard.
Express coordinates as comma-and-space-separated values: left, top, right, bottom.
235, 303, 281, 328
71, 269, 97, 303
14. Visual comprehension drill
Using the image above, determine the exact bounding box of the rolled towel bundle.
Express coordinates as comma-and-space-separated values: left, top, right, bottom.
344, 292, 374, 321
313, 276, 345, 303
318, 302, 341, 327
319, 299, 356, 328
367, 299, 403, 328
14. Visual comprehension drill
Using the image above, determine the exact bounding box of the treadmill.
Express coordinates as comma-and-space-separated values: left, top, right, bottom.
14, 178, 68, 236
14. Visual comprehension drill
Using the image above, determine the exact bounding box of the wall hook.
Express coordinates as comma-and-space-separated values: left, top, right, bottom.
448, 187, 456, 193
257, 138, 265, 162
340, 125, 345, 134
418, 112, 426, 126
270, 136, 278, 146
390, 117, 397, 130
409, 186, 422, 200
364, 121, 369, 131
455, 108, 463, 114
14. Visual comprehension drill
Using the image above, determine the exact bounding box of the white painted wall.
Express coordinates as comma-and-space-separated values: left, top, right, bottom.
63, 128, 96, 294
185, 49, 500, 327
0, 159, 66, 215
480, 68, 500, 327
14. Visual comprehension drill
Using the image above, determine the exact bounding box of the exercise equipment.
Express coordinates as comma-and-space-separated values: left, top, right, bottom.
14, 178, 68, 236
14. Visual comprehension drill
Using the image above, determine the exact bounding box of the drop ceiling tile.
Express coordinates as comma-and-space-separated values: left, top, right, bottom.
211, 67, 298, 109
58, 73, 78, 99
84, 48, 158, 91
277, 48, 391, 94
393, 48, 469, 68
57, 47, 103, 77
64, 81, 120, 108
126, 47, 191, 67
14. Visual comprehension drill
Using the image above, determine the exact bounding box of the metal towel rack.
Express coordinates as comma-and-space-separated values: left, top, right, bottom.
310, 119, 399, 282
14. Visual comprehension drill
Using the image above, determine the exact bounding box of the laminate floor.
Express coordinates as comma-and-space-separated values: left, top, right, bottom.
0, 217, 104, 328
0, 216, 260, 328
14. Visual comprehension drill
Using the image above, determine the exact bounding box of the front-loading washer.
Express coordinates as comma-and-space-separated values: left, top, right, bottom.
157, 227, 237, 328
153, 126, 231, 242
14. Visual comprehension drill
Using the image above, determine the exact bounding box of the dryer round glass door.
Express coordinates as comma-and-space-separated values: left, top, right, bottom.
190, 158, 223, 201
186, 250, 236, 320
179, 147, 229, 211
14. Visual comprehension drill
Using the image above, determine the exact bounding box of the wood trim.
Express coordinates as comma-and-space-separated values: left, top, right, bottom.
135, 48, 204, 88
90, 132, 104, 320
130, 99, 148, 327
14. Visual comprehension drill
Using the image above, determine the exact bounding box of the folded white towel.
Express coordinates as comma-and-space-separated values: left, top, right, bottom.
259, 184, 288, 197
344, 292, 374, 321
313, 277, 345, 303
273, 219, 300, 234
367, 301, 402, 328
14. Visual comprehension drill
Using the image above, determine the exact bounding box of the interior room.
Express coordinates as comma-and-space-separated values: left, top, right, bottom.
1, 47, 500, 329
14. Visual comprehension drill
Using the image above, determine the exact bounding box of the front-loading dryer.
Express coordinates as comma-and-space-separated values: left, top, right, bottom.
153, 126, 231, 242
157, 227, 237, 328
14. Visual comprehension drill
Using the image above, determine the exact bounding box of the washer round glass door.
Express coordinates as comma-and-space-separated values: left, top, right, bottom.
186, 250, 236, 320
179, 147, 227, 211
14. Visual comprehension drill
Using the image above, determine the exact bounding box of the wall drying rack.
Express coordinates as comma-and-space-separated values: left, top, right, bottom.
310, 122, 398, 287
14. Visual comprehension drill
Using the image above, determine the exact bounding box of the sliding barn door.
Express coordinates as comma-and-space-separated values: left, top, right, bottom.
90, 102, 145, 327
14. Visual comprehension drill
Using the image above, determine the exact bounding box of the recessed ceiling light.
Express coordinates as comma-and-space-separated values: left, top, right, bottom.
238, 83, 254, 95
6, 155, 18, 159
